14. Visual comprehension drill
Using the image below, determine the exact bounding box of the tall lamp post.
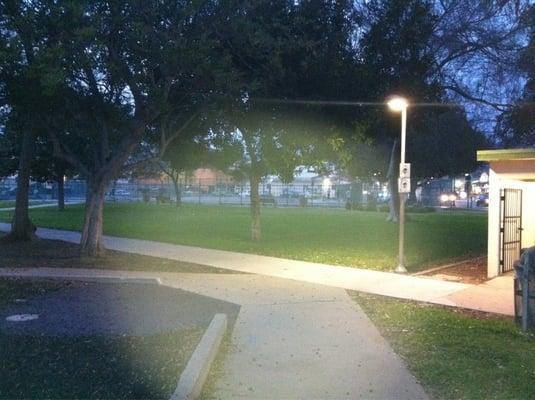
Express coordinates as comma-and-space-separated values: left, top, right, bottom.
387, 96, 409, 274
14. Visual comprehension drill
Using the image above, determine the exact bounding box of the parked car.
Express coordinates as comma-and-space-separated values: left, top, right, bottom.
259, 193, 276, 205
476, 193, 489, 207
0, 187, 16, 200
279, 190, 301, 199
115, 189, 131, 198
439, 192, 457, 207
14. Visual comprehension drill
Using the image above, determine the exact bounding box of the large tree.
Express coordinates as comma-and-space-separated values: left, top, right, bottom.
0, 0, 53, 241
212, 0, 360, 240
1, 0, 226, 255
496, 5, 535, 147
407, 108, 489, 178
31, 138, 73, 211
357, 0, 441, 220
427, 0, 530, 115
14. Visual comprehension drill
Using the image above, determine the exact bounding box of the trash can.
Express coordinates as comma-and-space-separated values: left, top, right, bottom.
514, 246, 535, 332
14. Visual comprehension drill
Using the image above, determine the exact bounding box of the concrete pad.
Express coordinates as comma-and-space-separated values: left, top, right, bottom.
160, 273, 345, 305
442, 275, 514, 315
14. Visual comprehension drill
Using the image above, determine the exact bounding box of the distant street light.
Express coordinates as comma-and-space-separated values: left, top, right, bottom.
387, 96, 409, 274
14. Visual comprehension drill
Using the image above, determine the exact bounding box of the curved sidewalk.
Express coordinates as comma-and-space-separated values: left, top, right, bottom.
0, 266, 429, 399
0, 200, 84, 212
0, 223, 513, 315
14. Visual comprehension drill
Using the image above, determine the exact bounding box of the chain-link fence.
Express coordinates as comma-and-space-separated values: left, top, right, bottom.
0, 178, 383, 209
0, 176, 487, 210
106, 179, 362, 208
0, 179, 87, 203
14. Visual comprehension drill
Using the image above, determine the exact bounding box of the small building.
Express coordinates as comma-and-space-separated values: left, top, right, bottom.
477, 148, 535, 278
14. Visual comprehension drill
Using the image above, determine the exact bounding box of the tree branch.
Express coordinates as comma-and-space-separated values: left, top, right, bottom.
443, 84, 512, 111
159, 111, 200, 157
46, 130, 91, 178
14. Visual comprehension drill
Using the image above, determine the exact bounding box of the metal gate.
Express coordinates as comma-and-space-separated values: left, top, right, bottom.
499, 188, 523, 273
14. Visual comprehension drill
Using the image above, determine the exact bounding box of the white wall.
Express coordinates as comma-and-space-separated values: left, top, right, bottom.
487, 160, 535, 278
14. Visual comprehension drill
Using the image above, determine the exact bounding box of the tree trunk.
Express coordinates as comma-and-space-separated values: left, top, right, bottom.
250, 175, 261, 241
172, 176, 181, 207
80, 181, 106, 257
7, 130, 36, 241
57, 175, 65, 211
386, 139, 400, 222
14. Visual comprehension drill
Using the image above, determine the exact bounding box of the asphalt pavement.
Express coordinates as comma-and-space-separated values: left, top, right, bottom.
0, 281, 239, 337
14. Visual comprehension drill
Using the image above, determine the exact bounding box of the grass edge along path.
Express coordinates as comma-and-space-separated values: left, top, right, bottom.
0, 202, 487, 272
351, 291, 535, 400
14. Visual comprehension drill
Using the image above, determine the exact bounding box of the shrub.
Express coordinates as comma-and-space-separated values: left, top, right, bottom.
407, 205, 435, 213
378, 204, 390, 213
365, 203, 377, 212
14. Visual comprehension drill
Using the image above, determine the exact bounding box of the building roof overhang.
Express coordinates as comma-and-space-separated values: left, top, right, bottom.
477, 148, 535, 162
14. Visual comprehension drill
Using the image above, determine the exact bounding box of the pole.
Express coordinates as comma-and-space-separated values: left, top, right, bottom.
218, 178, 222, 205
396, 107, 408, 273
400, 108, 406, 164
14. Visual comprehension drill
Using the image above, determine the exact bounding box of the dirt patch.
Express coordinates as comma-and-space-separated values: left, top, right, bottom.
420, 257, 488, 285
0, 234, 241, 274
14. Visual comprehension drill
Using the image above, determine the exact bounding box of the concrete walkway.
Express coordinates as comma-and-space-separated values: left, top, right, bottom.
0, 200, 84, 212
0, 266, 428, 399
0, 223, 513, 315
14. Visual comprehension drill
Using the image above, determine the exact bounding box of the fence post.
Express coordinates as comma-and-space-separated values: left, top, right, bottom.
336, 177, 339, 208
286, 184, 289, 206
218, 178, 222, 205
198, 179, 201, 205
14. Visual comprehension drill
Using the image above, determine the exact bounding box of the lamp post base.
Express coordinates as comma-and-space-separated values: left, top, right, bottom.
394, 264, 408, 274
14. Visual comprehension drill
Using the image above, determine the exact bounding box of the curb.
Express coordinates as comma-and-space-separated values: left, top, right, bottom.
0, 273, 162, 286
412, 256, 486, 276
171, 313, 228, 400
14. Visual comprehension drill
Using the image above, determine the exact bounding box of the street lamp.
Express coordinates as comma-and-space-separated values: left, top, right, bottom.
387, 96, 409, 273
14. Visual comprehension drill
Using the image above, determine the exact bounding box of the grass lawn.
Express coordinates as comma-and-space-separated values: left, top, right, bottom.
0, 202, 486, 272
0, 279, 203, 399
352, 292, 535, 400
0, 201, 16, 208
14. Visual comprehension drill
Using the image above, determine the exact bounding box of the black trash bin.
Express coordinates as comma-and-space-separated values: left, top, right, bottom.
514, 246, 535, 332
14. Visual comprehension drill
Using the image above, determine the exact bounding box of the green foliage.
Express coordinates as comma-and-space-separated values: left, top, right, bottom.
0, 126, 18, 179
408, 108, 489, 178
496, 6, 535, 147
406, 205, 435, 214
332, 0, 440, 181
1, 0, 228, 181
360, 0, 438, 97
210, 0, 361, 183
